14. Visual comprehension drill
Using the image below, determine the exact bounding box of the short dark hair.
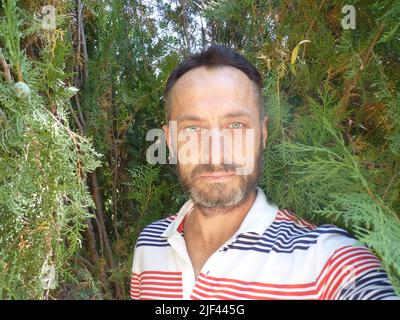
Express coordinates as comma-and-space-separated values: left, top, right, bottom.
163, 45, 264, 121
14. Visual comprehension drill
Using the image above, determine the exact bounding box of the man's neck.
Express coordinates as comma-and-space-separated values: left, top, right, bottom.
184, 189, 257, 246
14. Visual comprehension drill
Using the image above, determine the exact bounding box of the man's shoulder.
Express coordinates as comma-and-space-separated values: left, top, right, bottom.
142, 214, 178, 232
273, 209, 353, 235
269, 208, 358, 251
134, 214, 178, 248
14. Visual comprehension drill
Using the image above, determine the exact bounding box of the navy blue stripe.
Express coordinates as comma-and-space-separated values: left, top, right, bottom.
144, 225, 169, 232
134, 217, 176, 248
338, 269, 397, 300
225, 244, 320, 253
365, 290, 398, 300
136, 216, 353, 252
136, 243, 170, 248
140, 229, 166, 235
137, 236, 168, 243
151, 221, 173, 228
222, 226, 353, 253
234, 238, 318, 249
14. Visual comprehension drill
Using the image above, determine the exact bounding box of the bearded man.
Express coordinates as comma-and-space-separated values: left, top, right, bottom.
130, 45, 398, 300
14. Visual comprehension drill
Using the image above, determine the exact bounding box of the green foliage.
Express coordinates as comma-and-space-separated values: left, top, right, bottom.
1, 0, 399, 299
0, 0, 101, 299
255, 1, 400, 294
262, 89, 400, 289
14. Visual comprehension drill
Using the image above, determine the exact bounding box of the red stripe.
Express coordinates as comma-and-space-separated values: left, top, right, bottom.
133, 271, 182, 276
201, 273, 314, 289
130, 286, 183, 299
274, 217, 294, 222
196, 276, 321, 296
191, 288, 238, 300
132, 271, 183, 282
135, 292, 183, 299
177, 215, 187, 233
276, 210, 316, 229
139, 297, 182, 300
137, 276, 182, 281
138, 286, 183, 293
192, 285, 317, 300
130, 271, 183, 300
135, 281, 182, 287
322, 247, 380, 299
277, 210, 294, 219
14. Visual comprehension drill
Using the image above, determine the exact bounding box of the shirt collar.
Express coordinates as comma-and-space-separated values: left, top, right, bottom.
161, 186, 278, 238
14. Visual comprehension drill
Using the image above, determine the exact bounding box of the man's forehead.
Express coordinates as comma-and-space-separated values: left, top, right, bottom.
171, 65, 254, 95
169, 66, 257, 111
176, 109, 253, 122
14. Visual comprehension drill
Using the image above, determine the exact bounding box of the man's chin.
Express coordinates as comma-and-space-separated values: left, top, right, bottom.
188, 181, 247, 208
193, 178, 238, 192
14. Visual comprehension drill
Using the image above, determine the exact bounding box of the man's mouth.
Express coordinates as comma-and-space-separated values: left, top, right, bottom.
197, 171, 236, 181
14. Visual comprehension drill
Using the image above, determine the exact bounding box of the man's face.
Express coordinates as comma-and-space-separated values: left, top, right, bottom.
164, 66, 267, 210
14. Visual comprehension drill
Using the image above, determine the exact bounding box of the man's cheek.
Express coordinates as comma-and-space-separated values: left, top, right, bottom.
178, 163, 196, 181
177, 137, 196, 165
233, 129, 255, 176
235, 162, 254, 176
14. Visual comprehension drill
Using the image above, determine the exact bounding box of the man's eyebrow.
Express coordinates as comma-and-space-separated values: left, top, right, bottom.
176, 114, 205, 122
176, 110, 253, 122
223, 110, 252, 118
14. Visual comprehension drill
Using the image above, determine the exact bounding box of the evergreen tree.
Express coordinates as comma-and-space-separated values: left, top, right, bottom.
0, 0, 100, 299
1, 0, 399, 298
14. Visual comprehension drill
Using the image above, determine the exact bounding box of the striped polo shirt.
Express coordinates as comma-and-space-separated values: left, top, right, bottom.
130, 187, 398, 300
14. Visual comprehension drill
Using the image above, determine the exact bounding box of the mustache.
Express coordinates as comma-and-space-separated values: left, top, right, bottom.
191, 163, 238, 178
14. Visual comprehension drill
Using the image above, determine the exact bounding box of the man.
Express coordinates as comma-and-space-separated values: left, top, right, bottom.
130, 45, 398, 300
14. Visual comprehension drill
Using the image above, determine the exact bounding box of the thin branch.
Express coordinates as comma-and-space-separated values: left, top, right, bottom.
0, 49, 13, 84
74, 94, 86, 133
77, 0, 89, 82
180, 0, 191, 56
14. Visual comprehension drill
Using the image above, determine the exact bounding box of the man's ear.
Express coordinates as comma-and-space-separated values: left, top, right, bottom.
163, 123, 176, 158
163, 124, 171, 151
262, 115, 268, 149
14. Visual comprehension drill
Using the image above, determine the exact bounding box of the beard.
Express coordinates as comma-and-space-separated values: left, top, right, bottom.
177, 141, 264, 211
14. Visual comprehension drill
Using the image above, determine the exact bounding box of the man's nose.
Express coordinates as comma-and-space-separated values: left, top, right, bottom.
200, 128, 233, 165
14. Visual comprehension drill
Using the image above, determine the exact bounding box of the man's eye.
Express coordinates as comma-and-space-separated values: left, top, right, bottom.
184, 125, 200, 133
229, 122, 244, 129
